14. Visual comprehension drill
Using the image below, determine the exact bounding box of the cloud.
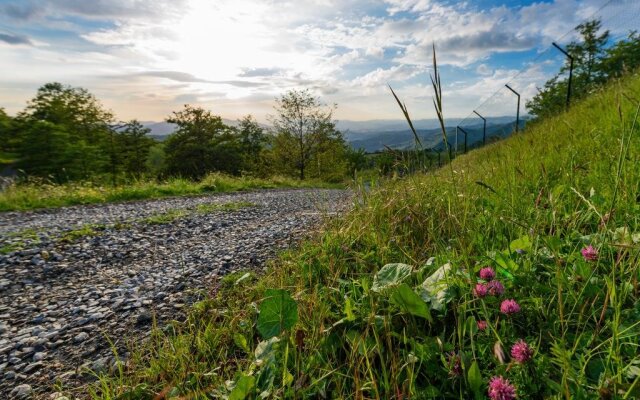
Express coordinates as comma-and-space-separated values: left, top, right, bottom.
0, 32, 33, 46
239, 67, 285, 78
1, 0, 188, 21
137, 71, 212, 83
352, 64, 422, 88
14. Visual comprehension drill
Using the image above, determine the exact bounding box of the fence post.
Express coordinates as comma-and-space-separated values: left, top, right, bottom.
473, 110, 486, 146
505, 84, 520, 133
457, 126, 469, 153
552, 42, 574, 110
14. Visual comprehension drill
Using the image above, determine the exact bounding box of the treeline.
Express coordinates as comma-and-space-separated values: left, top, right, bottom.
527, 19, 640, 118
0, 85, 362, 183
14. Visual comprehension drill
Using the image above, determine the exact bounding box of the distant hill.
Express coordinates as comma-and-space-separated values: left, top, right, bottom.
142, 116, 525, 150
141, 118, 257, 141
347, 117, 527, 152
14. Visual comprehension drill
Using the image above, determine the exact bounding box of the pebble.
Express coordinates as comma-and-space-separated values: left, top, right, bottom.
73, 332, 89, 343
10, 384, 32, 398
0, 189, 349, 396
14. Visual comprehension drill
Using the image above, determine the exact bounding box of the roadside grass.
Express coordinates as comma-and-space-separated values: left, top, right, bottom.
0, 228, 40, 254
86, 73, 640, 399
59, 224, 106, 242
141, 209, 191, 225
0, 173, 341, 212
143, 201, 256, 225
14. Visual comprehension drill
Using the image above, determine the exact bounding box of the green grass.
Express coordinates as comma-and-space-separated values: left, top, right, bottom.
0, 228, 40, 254
59, 224, 106, 242
141, 209, 191, 225
0, 173, 341, 212
84, 73, 640, 399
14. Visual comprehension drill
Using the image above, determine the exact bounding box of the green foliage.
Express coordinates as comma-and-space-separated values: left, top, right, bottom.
116, 120, 155, 177
256, 289, 298, 339
269, 89, 349, 181
527, 19, 640, 119
164, 105, 237, 178
372, 263, 413, 292
389, 283, 432, 321
14, 82, 114, 180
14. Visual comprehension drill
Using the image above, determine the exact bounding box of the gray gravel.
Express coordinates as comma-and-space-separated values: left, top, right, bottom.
0, 188, 349, 398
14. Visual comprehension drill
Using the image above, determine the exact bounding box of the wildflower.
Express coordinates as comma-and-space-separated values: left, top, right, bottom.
447, 352, 462, 377
487, 280, 505, 296
474, 283, 488, 298
510, 340, 533, 363
500, 299, 521, 315
488, 376, 517, 400
479, 267, 496, 281
477, 320, 488, 331
581, 245, 598, 261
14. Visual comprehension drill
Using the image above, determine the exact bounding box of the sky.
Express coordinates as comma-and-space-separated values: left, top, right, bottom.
0, 0, 639, 123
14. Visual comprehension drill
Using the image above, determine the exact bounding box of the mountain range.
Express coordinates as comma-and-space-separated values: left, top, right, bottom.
142, 116, 525, 153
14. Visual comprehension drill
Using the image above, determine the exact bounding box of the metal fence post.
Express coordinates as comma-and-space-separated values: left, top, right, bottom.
505, 84, 520, 133
552, 42, 574, 110
457, 126, 469, 153
473, 110, 486, 146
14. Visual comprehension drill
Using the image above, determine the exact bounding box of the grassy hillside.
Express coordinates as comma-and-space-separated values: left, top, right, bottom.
89, 73, 640, 399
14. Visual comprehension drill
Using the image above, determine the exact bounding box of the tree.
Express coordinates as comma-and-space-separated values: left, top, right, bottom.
270, 89, 336, 180
164, 105, 240, 178
117, 120, 155, 176
564, 20, 610, 87
0, 108, 14, 154
236, 115, 267, 172
15, 83, 114, 180
146, 143, 167, 178
597, 31, 640, 78
525, 19, 633, 119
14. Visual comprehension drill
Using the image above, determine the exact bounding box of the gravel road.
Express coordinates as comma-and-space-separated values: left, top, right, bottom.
0, 188, 349, 398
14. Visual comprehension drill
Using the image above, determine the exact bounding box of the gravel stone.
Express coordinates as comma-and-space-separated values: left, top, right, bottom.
10, 384, 32, 398
0, 188, 348, 396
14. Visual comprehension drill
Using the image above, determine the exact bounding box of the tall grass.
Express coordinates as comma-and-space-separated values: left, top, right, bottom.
0, 173, 340, 212
84, 72, 640, 399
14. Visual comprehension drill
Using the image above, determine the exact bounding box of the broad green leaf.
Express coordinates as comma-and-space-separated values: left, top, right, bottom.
468, 360, 482, 397
233, 333, 250, 354
229, 375, 255, 400
419, 263, 456, 311
390, 283, 432, 321
509, 235, 532, 253
257, 289, 298, 339
372, 263, 413, 292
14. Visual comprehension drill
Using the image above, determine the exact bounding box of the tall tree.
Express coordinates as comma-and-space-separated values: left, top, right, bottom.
0, 108, 14, 154
117, 120, 155, 176
164, 105, 238, 178
236, 115, 266, 172
526, 19, 611, 119
270, 89, 336, 180
15, 83, 114, 180
564, 20, 610, 86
